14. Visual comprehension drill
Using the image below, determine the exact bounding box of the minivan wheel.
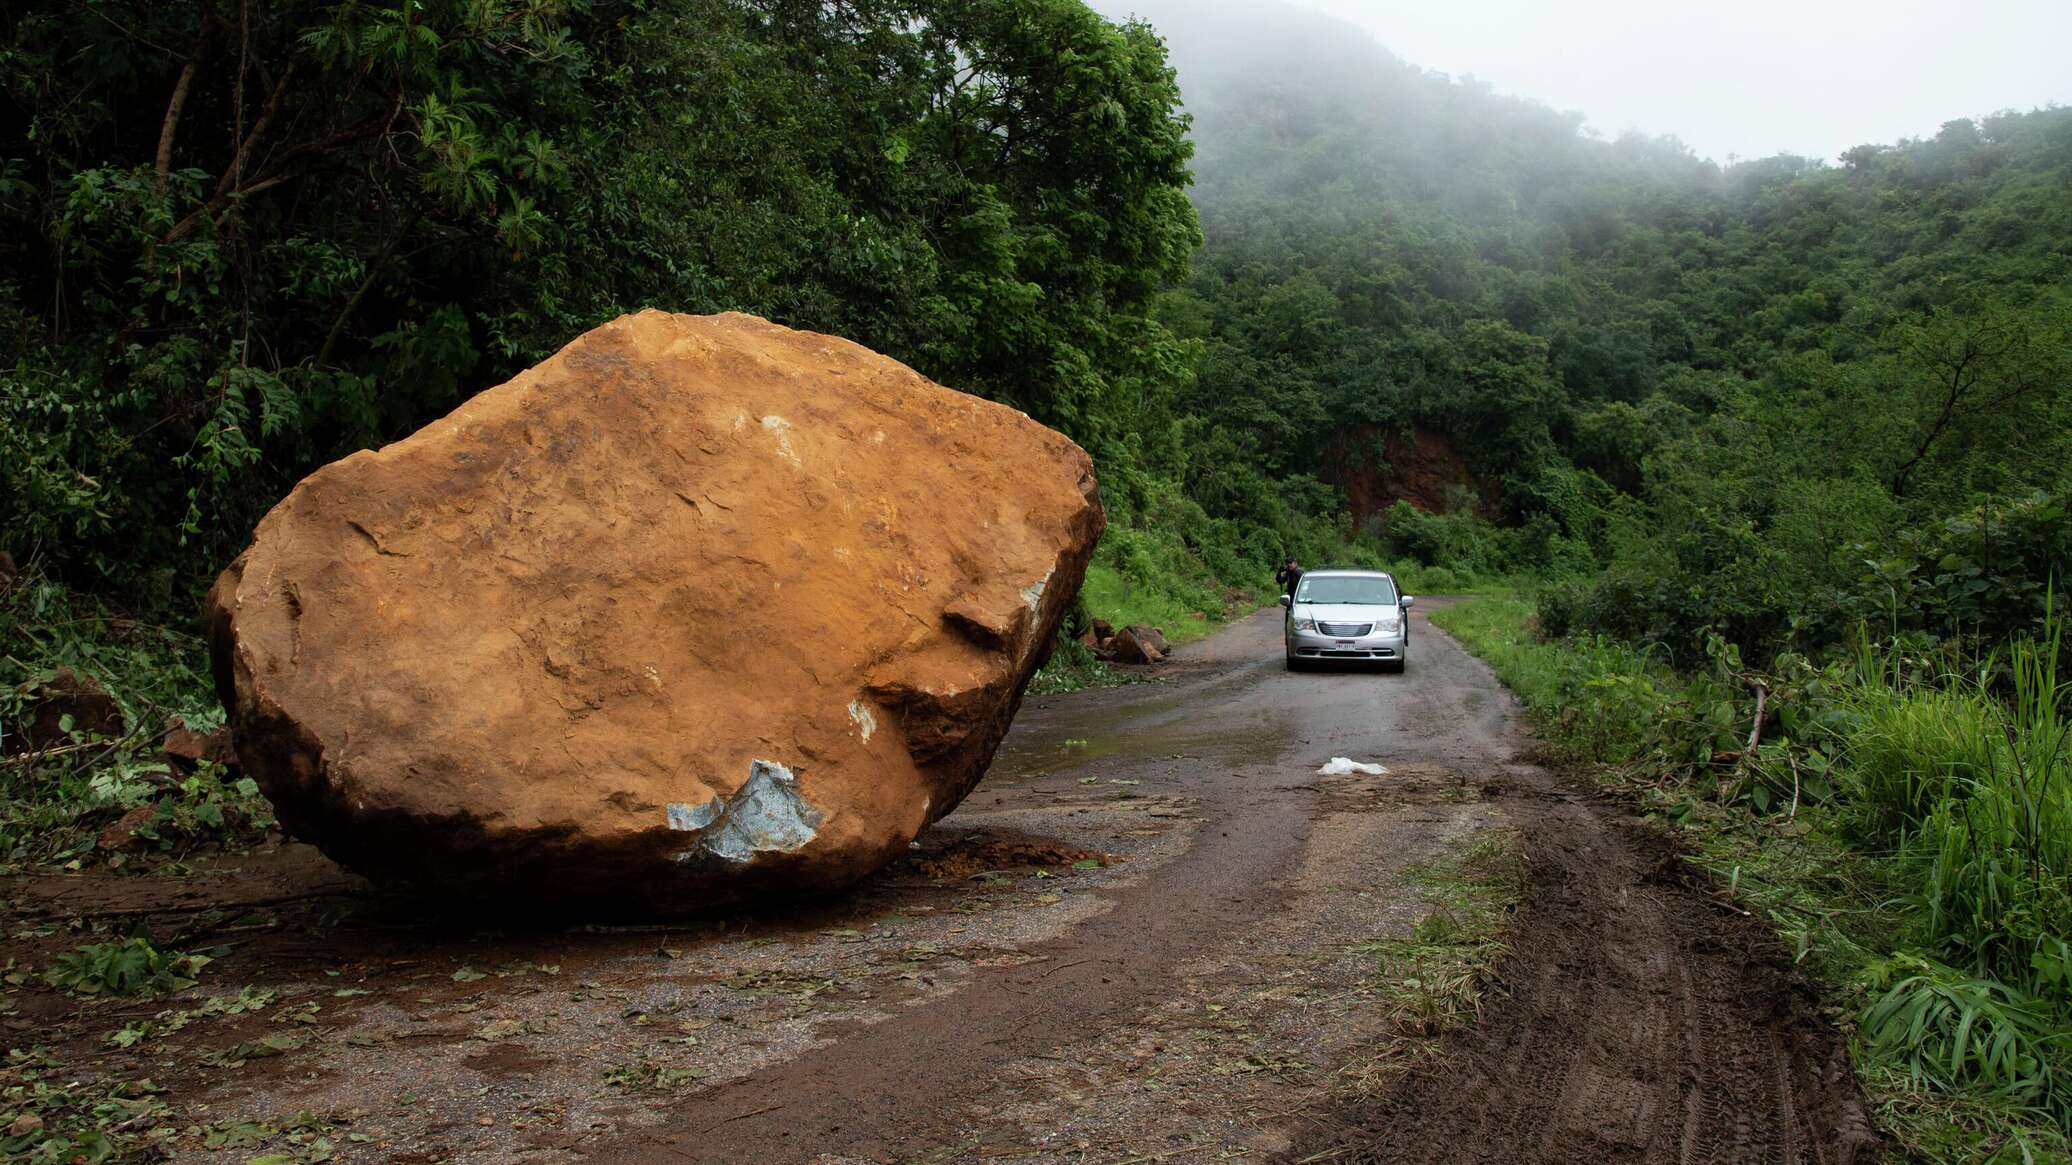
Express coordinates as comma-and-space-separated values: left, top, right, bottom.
1285, 654, 1304, 672
1383, 657, 1406, 674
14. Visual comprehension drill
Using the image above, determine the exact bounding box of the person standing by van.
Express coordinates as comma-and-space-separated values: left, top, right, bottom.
1275, 555, 1303, 599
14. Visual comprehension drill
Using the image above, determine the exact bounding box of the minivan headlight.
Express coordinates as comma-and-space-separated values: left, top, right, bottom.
1293, 617, 1317, 631
1376, 616, 1400, 633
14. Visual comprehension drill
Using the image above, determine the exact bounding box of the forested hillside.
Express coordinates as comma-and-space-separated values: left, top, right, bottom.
1122, 0, 2071, 662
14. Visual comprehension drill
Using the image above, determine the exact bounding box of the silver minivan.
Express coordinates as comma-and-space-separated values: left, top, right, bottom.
1279, 568, 1413, 672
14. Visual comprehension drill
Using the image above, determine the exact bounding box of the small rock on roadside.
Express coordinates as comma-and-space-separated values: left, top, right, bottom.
161, 717, 238, 774
1107, 626, 1166, 665
97, 805, 159, 852
6, 666, 125, 754
1125, 624, 1170, 655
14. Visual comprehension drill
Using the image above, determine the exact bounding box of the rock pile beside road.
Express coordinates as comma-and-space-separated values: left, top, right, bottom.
1082, 621, 1171, 664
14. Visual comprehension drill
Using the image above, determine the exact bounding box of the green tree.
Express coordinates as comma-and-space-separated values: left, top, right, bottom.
1, 0, 1202, 602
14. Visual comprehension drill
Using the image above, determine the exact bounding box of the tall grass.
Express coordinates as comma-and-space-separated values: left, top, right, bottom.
1860, 953, 2069, 1126
1841, 620, 2072, 1000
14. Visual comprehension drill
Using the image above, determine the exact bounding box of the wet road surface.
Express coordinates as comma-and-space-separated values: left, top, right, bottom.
5, 602, 1873, 1164
601, 604, 1876, 1164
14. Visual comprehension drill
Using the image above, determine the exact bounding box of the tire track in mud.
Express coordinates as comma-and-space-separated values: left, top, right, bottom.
1285, 765, 1880, 1165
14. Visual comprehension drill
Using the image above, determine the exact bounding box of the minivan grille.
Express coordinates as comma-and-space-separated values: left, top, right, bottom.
1318, 622, 1373, 637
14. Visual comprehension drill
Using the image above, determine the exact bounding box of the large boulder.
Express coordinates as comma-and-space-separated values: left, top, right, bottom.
208, 311, 1103, 914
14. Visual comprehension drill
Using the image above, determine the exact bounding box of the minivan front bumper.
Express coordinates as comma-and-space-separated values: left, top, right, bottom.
1286, 626, 1406, 660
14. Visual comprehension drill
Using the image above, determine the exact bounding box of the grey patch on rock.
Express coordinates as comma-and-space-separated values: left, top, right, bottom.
665, 799, 722, 831
1020, 568, 1053, 613
670, 760, 823, 864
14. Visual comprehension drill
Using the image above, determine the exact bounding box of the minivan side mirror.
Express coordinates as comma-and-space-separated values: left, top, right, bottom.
1278, 594, 1292, 608
1401, 595, 1415, 608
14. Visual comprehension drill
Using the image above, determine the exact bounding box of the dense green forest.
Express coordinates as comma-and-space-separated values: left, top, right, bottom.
1128, 0, 2071, 663
5, 0, 2072, 1155
3, 0, 1216, 607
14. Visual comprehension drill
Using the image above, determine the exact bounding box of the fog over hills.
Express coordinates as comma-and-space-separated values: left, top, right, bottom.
1091, 0, 2070, 166
1087, 0, 1726, 236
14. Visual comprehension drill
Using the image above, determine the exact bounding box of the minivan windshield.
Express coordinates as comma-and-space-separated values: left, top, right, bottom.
1295, 575, 1398, 605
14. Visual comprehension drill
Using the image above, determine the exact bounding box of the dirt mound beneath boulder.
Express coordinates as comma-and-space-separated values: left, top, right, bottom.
208, 311, 1103, 915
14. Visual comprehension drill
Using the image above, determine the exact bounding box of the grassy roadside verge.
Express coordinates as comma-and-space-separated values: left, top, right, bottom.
1433, 595, 2072, 1164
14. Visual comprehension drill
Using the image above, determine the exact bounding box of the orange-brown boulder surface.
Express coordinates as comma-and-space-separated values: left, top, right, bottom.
207, 311, 1103, 914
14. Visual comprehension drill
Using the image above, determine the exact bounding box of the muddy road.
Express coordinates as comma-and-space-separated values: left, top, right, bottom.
5, 603, 1873, 1163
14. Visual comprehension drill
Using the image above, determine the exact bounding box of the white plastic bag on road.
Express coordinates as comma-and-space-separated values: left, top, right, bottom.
1316, 757, 1388, 776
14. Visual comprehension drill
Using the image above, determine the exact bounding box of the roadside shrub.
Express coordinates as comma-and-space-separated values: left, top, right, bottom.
1533, 566, 1669, 646
1841, 491, 2071, 654
1532, 575, 1591, 640
1376, 500, 1509, 577
1556, 487, 2068, 669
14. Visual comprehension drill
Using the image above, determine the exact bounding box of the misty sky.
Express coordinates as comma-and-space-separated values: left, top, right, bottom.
1140, 0, 2071, 163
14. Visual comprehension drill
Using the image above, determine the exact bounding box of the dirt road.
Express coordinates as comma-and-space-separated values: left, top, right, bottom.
5, 603, 1875, 1163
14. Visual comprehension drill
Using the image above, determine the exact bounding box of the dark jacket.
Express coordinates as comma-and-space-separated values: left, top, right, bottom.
1275, 564, 1302, 595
